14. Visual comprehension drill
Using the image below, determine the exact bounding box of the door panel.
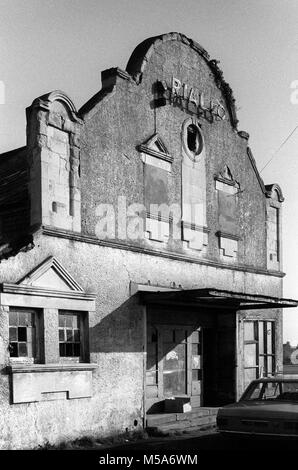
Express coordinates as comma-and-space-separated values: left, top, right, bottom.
163, 334, 187, 396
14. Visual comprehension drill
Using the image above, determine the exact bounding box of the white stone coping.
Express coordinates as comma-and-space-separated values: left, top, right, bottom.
9, 363, 98, 374
2, 282, 96, 300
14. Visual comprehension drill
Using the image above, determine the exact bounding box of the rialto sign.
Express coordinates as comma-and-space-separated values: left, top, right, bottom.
156, 77, 226, 121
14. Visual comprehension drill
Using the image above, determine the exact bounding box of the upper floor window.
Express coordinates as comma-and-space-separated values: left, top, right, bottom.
265, 184, 283, 271
183, 123, 204, 162
267, 205, 280, 263
186, 124, 204, 157
9, 308, 38, 359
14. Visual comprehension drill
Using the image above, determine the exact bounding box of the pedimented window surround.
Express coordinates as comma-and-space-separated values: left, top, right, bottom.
215, 166, 240, 261
215, 165, 240, 193
0, 256, 97, 404
181, 118, 208, 252
138, 133, 173, 170
265, 184, 284, 271
139, 134, 173, 242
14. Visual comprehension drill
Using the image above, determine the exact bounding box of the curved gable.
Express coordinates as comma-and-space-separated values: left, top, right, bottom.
126, 32, 238, 128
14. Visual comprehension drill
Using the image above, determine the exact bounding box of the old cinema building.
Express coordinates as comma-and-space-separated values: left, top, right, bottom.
0, 32, 296, 448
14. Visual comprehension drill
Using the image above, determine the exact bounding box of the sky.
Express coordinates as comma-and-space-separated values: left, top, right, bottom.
1, 0, 298, 343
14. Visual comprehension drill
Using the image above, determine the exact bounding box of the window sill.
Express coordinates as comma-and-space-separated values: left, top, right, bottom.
9, 363, 98, 374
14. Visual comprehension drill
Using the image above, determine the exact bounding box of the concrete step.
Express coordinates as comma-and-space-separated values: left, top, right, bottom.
146, 407, 218, 436
146, 413, 178, 426
146, 407, 219, 425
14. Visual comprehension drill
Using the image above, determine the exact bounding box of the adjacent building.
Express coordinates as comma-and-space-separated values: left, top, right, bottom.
0, 32, 296, 449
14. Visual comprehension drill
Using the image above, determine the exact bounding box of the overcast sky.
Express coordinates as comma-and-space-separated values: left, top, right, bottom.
1, 0, 298, 344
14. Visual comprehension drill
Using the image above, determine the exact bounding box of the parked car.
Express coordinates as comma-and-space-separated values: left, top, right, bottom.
217, 376, 298, 437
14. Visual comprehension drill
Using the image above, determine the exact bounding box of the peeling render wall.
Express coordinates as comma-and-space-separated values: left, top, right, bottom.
80, 35, 267, 269
0, 230, 282, 449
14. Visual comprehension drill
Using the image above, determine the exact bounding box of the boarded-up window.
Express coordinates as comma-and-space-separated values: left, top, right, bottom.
218, 189, 237, 233
144, 164, 168, 215
47, 126, 70, 216
267, 206, 279, 263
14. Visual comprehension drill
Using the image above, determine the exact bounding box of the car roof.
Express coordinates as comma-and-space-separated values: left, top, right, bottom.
251, 375, 298, 383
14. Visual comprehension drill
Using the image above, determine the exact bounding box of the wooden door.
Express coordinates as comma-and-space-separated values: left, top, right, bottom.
161, 326, 189, 396
146, 324, 202, 410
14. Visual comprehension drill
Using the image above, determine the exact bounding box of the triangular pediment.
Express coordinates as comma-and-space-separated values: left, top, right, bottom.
144, 133, 169, 154
138, 133, 173, 163
17, 256, 84, 292
139, 133, 170, 155
215, 165, 240, 189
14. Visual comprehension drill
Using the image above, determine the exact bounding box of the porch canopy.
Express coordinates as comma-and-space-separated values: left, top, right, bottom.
139, 287, 298, 310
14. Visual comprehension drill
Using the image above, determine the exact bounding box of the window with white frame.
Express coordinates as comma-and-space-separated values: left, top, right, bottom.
9, 308, 40, 361
58, 310, 86, 361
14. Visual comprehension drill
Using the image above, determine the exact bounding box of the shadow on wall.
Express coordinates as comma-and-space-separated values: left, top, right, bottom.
90, 295, 145, 353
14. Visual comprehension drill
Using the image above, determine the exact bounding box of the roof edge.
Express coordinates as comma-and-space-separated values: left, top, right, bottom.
125, 32, 239, 128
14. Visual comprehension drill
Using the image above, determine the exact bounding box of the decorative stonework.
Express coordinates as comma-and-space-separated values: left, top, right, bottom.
182, 223, 209, 252
138, 133, 173, 172
26, 91, 83, 233
10, 363, 97, 404
1, 257, 96, 404
265, 184, 284, 271
181, 117, 208, 251
265, 183, 284, 203
215, 165, 240, 190
17, 256, 84, 292
182, 120, 205, 163
145, 214, 170, 243
126, 32, 239, 128
216, 231, 240, 260
1, 257, 95, 364
215, 166, 240, 244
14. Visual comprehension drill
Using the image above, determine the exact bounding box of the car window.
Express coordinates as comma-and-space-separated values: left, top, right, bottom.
282, 382, 298, 393
242, 381, 298, 402
261, 382, 280, 400
278, 382, 298, 401
244, 382, 263, 400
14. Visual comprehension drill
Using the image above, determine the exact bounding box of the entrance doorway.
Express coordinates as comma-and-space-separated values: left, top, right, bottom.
146, 323, 202, 413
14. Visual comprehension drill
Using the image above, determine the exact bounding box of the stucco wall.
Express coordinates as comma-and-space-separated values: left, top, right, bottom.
0, 230, 282, 448
80, 36, 267, 269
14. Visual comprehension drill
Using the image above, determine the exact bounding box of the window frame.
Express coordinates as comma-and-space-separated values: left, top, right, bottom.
58, 309, 88, 363
182, 118, 205, 163
243, 320, 276, 388
8, 307, 43, 364
267, 204, 280, 263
